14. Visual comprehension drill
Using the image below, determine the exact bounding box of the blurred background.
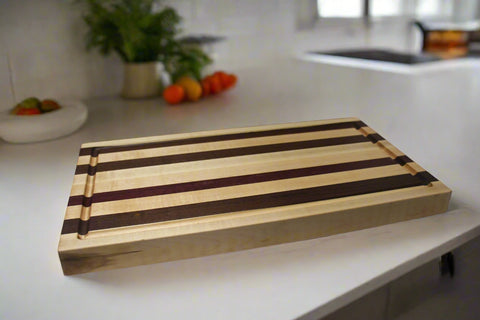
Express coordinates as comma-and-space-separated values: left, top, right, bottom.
1, 0, 479, 111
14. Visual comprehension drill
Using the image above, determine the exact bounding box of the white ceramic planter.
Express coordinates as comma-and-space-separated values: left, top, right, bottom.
121, 62, 162, 99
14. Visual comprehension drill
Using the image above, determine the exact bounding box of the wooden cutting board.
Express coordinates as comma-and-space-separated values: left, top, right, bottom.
58, 118, 451, 275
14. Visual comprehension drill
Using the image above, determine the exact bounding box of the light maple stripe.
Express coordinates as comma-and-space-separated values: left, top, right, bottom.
70, 141, 378, 193
64, 157, 400, 220
88, 165, 407, 217
73, 120, 377, 175
75, 181, 447, 243
61, 173, 431, 235
77, 128, 361, 165
79, 117, 365, 151
83, 135, 369, 174
69, 142, 384, 196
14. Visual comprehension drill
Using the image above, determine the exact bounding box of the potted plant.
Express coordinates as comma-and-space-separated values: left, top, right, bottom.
80, 0, 211, 98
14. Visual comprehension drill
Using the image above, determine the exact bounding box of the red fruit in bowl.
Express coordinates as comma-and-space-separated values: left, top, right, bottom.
40, 99, 61, 113
16, 107, 41, 115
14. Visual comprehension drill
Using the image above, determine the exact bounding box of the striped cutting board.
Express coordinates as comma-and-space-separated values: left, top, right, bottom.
58, 118, 451, 275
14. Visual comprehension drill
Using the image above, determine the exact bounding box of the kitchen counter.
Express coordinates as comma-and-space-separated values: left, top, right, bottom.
2, 59, 480, 320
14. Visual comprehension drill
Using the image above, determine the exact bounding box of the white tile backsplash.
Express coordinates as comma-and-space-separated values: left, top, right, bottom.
0, 30, 14, 111
0, 53, 14, 112
182, 17, 218, 35
217, 15, 260, 36
0, 0, 123, 106
0, 0, 414, 105
163, 0, 194, 21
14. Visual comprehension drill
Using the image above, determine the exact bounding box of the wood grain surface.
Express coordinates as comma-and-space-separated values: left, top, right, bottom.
58, 118, 451, 275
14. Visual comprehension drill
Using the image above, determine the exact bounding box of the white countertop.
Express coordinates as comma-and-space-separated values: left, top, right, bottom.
1, 59, 480, 320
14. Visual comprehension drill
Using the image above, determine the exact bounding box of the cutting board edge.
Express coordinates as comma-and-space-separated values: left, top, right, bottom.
58, 186, 451, 275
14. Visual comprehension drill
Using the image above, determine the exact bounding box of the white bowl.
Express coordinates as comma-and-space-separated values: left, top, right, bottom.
0, 100, 88, 143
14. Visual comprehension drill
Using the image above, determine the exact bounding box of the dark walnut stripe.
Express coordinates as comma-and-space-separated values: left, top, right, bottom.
61, 173, 427, 235
395, 155, 413, 166
78, 220, 89, 236
62, 219, 80, 234
366, 133, 384, 144
68, 157, 397, 206
414, 171, 438, 184
79, 120, 368, 156
75, 135, 370, 175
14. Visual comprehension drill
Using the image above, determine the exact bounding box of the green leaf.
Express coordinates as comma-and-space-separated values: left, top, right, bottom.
79, 0, 182, 63
78, 0, 211, 78
161, 45, 213, 82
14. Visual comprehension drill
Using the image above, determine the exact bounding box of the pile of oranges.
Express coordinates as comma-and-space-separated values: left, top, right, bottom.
163, 71, 237, 105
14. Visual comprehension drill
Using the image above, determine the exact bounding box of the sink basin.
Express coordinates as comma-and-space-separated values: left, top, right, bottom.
299, 48, 480, 74
312, 49, 440, 65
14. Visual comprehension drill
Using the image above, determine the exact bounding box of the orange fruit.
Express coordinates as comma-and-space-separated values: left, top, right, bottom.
175, 76, 202, 102
163, 85, 185, 105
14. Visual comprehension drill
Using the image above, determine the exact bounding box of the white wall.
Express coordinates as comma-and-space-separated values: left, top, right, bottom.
0, 0, 417, 111
0, 0, 123, 111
